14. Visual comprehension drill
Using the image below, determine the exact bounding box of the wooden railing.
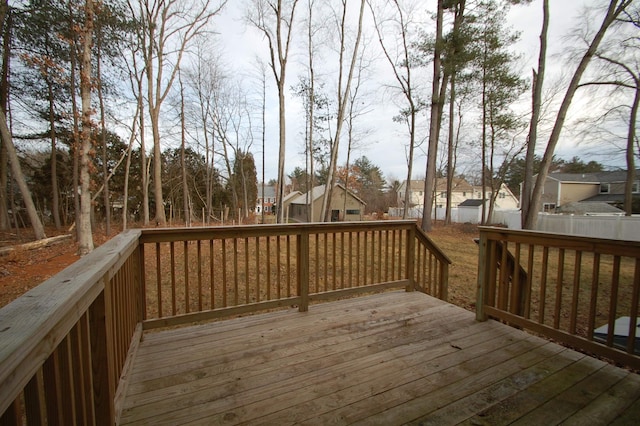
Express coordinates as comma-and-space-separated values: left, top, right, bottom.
0, 220, 450, 424
476, 226, 640, 370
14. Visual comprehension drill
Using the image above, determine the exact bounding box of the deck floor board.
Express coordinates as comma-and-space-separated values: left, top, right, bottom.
119, 291, 640, 425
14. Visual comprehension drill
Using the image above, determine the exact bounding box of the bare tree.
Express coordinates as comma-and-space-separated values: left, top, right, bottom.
247, 0, 299, 223
421, 0, 443, 231
369, 0, 422, 220
132, 0, 227, 226
521, 0, 548, 227
0, 110, 46, 240
525, 0, 634, 229
320, 0, 366, 222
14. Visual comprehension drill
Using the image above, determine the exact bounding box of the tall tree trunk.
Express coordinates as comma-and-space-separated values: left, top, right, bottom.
67, 0, 81, 240
0, 110, 46, 240
47, 81, 62, 229
179, 71, 190, 226
521, 0, 548, 228
625, 85, 639, 215
526, 0, 631, 228
445, 73, 455, 225
78, 0, 95, 255
421, 0, 444, 231
321, 0, 365, 222
0, 1, 11, 230
97, 30, 110, 236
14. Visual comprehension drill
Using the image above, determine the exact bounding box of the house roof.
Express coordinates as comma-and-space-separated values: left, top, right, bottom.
459, 199, 486, 207
290, 184, 366, 206
544, 170, 640, 184
257, 185, 276, 198
583, 193, 626, 203
557, 201, 624, 214
281, 191, 302, 204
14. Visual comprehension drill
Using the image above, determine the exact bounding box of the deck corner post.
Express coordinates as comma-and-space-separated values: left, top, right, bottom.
476, 231, 489, 322
405, 225, 416, 292
298, 231, 310, 312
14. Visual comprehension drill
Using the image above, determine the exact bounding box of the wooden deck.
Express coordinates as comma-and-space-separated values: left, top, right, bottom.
119, 291, 640, 425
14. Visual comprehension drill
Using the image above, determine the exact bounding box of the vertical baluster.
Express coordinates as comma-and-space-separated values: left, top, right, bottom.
626, 259, 640, 354
209, 239, 215, 309
266, 236, 271, 300
287, 235, 292, 297
256, 237, 261, 303
498, 241, 509, 311
554, 248, 565, 329
24, 370, 46, 425
277, 236, 282, 299
587, 253, 600, 340
356, 232, 361, 287
170, 241, 176, 316
539, 246, 549, 324
363, 231, 368, 286
324, 233, 329, 291
332, 232, 337, 290
348, 232, 353, 288
340, 232, 345, 289
606, 255, 621, 347
569, 251, 582, 334
315, 234, 320, 293
156, 242, 162, 318
391, 230, 396, 281
197, 240, 203, 312
525, 244, 535, 318
233, 238, 239, 306
222, 239, 228, 307
510, 243, 522, 315
245, 237, 250, 304
184, 241, 190, 314
377, 230, 382, 283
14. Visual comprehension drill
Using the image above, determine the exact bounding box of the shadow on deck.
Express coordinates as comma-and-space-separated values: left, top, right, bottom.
120, 291, 640, 425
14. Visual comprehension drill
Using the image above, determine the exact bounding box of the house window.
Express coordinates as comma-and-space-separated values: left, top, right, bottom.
600, 183, 610, 194
463, 192, 466, 197
440, 192, 446, 198
499, 192, 506, 199
346, 209, 360, 215
543, 203, 556, 212
418, 191, 423, 196
633, 181, 640, 193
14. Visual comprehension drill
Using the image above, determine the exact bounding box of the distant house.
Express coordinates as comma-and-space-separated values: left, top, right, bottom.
255, 185, 277, 215
284, 184, 366, 222
397, 178, 519, 211
531, 170, 640, 213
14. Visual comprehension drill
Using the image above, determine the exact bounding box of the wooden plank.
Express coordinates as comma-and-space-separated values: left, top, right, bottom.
409, 345, 573, 425
463, 351, 619, 425
345, 338, 556, 426
564, 372, 640, 426
510, 361, 625, 425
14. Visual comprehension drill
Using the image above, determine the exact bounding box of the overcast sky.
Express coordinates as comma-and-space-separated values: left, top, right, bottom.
210, 0, 628, 184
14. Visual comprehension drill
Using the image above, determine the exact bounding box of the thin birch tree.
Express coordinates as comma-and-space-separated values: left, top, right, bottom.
247, 0, 299, 223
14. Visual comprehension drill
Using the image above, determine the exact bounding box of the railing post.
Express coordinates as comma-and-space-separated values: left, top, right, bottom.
476, 231, 489, 321
298, 231, 310, 312
405, 225, 416, 292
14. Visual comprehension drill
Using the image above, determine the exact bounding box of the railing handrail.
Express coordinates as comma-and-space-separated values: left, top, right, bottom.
0, 229, 141, 416
478, 226, 640, 254
139, 220, 420, 241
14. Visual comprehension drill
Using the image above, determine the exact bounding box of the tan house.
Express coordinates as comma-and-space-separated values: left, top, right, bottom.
533, 171, 640, 212
284, 184, 365, 222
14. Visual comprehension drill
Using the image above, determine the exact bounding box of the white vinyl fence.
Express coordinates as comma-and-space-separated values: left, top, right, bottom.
390, 207, 640, 241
